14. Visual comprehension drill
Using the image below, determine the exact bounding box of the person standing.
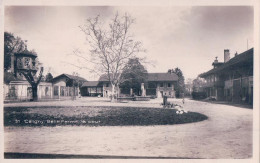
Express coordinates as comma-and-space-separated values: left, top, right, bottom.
163, 93, 168, 107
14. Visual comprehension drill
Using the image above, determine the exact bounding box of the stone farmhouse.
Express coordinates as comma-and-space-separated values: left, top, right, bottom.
199, 48, 253, 105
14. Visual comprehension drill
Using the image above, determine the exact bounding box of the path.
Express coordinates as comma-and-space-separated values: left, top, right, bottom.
4, 98, 253, 158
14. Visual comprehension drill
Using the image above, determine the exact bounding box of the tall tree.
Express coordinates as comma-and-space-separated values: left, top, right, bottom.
45, 72, 53, 82
78, 12, 144, 101
120, 58, 148, 95
4, 32, 26, 71
168, 67, 185, 98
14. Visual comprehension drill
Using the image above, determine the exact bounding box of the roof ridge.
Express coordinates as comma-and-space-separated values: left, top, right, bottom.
199, 48, 253, 77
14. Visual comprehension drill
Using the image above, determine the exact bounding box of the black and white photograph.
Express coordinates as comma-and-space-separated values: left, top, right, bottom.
1, 0, 259, 162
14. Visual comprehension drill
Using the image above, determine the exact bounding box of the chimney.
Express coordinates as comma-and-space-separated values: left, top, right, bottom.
214, 56, 218, 63
212, 56, 219, 68
224, 49, 230, 63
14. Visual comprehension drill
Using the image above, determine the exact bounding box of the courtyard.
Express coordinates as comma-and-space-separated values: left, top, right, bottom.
4, 97, 253, 159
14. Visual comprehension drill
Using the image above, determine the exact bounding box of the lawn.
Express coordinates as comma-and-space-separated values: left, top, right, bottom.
4, 106, 208, 126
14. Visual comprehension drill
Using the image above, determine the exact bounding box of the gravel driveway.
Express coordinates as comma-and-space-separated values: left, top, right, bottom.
4, 98, 253, 158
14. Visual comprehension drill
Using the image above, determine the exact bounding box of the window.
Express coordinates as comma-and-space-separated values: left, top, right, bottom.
24, 57, 30, 68
17, 58, 23, 68
148, 82, 156, 88
168, 83, 171, 87
106, 83, 109, 87
32, 59, 36, 68
45, 87, 49, 96
27, 87, 32, 97
160, 83, 163, 87
9, 86, 17, 98
60, 86, 65, 96
54, 86, 59, 96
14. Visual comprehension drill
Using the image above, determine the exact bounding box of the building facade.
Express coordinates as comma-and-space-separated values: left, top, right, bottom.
80, 73, 178, 98
199, 48, 253, 105
4, 72, 87, 102
51, 74, 87, 99
4, 80, 53, 101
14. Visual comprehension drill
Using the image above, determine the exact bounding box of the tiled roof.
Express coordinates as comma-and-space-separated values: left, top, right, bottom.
82, 81, 102, 87
147, 73, 178, 82
52, 73, 87, 82
63, 74, 87, 81
199, 48, 253, 77
99, 73, 178, 82
15, 49, 38, 57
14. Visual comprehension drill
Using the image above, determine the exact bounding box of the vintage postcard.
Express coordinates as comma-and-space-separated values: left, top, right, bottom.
1, 0, 259, 163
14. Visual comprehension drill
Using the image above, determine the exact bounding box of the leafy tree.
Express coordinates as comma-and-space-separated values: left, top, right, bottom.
168, 68, 185, 98
192, 77, 206, 92
45, 73, 53, 82
78, 12, 144, 102
4, 32, 26, 71
184, 78, 193, 96
120, 58, 148, 95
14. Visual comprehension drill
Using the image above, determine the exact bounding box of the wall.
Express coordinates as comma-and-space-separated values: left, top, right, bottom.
156, 82, 175, 98
4, 81, 53, 101
52, 78, 66, 98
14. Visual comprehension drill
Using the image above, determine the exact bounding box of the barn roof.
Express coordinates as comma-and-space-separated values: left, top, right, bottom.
82, 81, 102, 87
52, 73, 87, 82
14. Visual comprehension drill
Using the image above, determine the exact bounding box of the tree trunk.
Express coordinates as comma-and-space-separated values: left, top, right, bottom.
111, 83, 116, 102
32, 85, 38, 101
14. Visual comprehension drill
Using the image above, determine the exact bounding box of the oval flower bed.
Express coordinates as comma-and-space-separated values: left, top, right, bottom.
4, 106, 208, 126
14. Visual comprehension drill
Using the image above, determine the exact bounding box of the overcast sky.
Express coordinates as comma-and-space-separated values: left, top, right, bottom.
4, 6, 254, 81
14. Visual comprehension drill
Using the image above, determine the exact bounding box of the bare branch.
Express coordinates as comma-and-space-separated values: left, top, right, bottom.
36, 67, 44, 85
77, 12, 145, 100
